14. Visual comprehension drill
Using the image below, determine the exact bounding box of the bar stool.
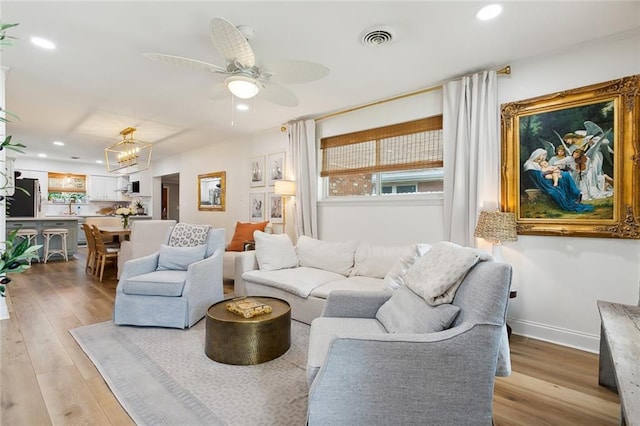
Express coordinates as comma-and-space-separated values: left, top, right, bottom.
42, 228, 69, 263
15, 229, 40, 264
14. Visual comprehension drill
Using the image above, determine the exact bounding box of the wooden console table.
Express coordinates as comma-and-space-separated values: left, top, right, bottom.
597, 300, 640, 425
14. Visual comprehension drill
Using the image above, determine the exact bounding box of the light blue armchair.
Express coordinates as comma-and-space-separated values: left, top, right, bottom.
113, 225, 225, 329
306, 261, 512, 425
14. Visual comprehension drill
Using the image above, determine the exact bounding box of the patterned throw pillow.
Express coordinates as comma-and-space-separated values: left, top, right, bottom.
168, 223, 212, 247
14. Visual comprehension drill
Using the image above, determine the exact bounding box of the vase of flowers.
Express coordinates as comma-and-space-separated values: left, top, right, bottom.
116, 206, 134, 229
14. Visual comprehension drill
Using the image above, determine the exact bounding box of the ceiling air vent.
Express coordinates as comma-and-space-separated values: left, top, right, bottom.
359, 26, 394, 47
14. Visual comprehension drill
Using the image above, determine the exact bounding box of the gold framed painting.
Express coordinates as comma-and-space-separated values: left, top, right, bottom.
198, 171, 226, 211
501, 74, 639, 239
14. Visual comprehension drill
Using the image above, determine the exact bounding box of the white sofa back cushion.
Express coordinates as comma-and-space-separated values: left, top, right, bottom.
254, 231, 298, 271
351, 242, 418, 279
296, 236, 357, 276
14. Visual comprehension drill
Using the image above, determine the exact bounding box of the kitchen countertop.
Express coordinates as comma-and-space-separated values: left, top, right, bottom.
7, 217, 80, 221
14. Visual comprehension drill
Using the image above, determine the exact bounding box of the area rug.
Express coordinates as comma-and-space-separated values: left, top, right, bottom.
70, 319, 310, 425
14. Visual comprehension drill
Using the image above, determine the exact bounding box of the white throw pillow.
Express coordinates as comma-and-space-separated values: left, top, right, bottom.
253, 231, 298, 271
384, 253, 418, 290
295, 235, 357, 276
351, 242, 418, 279
156, 244, 206, 271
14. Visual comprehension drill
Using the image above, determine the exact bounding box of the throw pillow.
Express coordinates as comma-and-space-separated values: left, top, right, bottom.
404, 241, 491, 305
296, 235, 357, 276
168, 223, 212, 247
376, 285, 461, 333
253, 231, 298, 271
157, 244, 207, 271
384, 252, 418, 290
351, 242, 418, 279
227, 221, 268, 251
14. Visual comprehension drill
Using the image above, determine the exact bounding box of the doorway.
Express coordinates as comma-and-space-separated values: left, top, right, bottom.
160, 173, 180, 222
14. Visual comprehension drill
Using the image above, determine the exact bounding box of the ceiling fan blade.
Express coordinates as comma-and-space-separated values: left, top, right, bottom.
143, 52, 227, 74
261, 82, 299, 107
262, 60, 330, 84
209, 17, 255, 68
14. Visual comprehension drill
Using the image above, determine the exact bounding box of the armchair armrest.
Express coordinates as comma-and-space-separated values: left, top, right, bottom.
183, 251, 224, 302
120, 252, 159, 280
321, 290, 393, 319
308, 323, 500, 425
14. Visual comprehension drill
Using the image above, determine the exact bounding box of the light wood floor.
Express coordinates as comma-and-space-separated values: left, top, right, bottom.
1, 249, 620, 425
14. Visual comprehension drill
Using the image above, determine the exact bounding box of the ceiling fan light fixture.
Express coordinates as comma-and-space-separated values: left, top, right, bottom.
225, 75, 260, 99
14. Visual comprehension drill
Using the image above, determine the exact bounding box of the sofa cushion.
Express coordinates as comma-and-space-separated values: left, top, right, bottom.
242, 266, 344, 298
384, 253, 418, 290
123, 270, 187, 296
253, 231, 298, 271
168, 223, 212, 247
157, 244, 206, 271
227, 221, 268, 251
351, 242, 418, 279
375, 285, 460, 333
308, 317, 387, 370
309, 276, 390, 299
404, 241, 491, 305
296, 236, 357, 276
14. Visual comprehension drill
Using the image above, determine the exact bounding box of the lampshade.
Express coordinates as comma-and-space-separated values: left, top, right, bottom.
274, 180, 296, 196
225, 76, 260, 99
473, 211, 518, 244
104, 127, 152, 174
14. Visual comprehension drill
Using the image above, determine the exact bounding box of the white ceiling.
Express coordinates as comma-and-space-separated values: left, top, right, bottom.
3, 1, 640, 165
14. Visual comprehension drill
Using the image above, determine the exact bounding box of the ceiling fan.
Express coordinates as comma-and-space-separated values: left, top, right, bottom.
143, 17, 329, 107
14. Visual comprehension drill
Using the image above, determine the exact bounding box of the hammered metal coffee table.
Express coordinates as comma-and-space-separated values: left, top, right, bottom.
205, 297, 291, 365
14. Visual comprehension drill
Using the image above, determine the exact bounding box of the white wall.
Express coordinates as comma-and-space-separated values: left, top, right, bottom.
316, 30, 640, 352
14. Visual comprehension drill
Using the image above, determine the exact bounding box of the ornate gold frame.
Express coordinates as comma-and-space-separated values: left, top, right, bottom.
198, 171, 226, 211
501, 74, 639, 239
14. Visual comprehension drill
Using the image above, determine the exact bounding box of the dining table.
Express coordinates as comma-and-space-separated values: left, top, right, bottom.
98, 226, 132, 242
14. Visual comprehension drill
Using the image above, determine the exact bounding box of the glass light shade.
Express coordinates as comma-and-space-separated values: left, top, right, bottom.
226, 76, 260, 99
275, 180, 296, 196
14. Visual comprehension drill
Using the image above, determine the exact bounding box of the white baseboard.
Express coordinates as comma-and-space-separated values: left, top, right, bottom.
508, 317, 600, 354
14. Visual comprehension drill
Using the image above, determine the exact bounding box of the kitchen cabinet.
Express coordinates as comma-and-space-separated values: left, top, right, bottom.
89, 175, 124, 201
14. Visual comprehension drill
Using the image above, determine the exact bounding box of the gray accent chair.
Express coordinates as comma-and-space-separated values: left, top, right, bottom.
306, 261, 512, 425
113, 227, 225, 329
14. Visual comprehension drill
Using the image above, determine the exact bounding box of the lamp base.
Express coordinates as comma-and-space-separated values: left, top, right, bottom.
491, 243, 504, 263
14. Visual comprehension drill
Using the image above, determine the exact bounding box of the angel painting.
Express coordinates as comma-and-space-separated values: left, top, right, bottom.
518, 100, 615, 218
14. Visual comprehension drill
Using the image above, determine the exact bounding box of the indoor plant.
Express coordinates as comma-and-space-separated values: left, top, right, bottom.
133, 198, 145, 214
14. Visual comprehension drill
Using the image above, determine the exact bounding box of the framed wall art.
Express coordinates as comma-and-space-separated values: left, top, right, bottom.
250, 155, 265, 187
501, 74, 639, 239
198, 171, 226, 211
267, 152, 285, 187
268, 192, 284, 224
249, 192, 265, 222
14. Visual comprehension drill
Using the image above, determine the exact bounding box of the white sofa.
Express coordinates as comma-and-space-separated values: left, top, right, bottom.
238, 232, 426, 324
116, 220, 176, 278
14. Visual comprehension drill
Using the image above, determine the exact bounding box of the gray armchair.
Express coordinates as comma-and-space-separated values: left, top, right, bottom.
306, 261, 512, 425
113, 226, 225, 329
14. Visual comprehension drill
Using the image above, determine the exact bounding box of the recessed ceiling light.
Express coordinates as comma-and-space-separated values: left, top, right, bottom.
31, 36, 56, 50
38, 153, 47, 158
96, 160, 104, 164
53, 140, 65, 146
475, 4, 503, 21
236, 103, 250, 111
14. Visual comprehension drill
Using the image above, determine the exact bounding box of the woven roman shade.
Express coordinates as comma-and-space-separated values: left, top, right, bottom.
320, 115, 443, 177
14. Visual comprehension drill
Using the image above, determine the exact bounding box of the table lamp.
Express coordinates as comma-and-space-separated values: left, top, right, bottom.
473, 211, 518, 262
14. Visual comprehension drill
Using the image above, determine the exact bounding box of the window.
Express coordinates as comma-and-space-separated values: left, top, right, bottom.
321, 116, 443, 197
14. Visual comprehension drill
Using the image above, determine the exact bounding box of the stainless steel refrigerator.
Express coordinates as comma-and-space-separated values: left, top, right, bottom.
7, 178, 41, 217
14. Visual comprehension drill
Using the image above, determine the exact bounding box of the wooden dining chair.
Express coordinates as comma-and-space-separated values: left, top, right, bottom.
82, 223, 97, 274
91, 225, 120, 282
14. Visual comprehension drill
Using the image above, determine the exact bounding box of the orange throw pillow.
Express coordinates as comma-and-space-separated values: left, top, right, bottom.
227, 221, 269, 251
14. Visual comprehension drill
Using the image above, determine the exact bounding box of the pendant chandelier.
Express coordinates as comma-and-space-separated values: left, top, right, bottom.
104, 127, 152, 174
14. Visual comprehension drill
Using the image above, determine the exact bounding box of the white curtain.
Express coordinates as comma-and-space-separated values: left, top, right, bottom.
287, 119, 318, 239
443, 70, 499, 246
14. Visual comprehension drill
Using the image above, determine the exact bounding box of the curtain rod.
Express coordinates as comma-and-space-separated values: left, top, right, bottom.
313, 65, 511, 123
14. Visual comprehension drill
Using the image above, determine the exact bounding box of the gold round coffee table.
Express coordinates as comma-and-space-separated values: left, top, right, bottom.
205, 297, 291, 365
